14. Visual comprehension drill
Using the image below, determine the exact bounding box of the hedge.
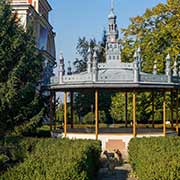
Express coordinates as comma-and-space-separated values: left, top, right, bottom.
1, 138, 101, 180
128, 137, 180, 180
0, 137, 39, 173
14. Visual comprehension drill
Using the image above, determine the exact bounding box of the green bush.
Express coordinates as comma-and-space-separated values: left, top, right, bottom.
1, 138, 101, 180
128, 137, 180, 180
83, 111, 106, 124
0, 137, 39, 173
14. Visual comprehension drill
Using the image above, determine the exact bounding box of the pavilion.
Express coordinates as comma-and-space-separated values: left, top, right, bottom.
48, 0, 180, 152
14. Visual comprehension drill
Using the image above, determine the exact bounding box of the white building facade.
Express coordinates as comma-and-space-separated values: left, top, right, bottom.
10, 0, 56, 86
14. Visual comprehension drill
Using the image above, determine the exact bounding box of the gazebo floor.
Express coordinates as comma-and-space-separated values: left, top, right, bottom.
54, 127, 177, 135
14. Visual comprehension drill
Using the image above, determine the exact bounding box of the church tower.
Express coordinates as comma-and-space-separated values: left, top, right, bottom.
106, 0, 121, 63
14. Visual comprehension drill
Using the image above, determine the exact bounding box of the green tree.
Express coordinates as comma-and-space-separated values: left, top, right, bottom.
0, 1, 45, 136
83, 111, 106, 124
110, 92, 132, 123
121, 0, 180, 71
73, 37, 97, 73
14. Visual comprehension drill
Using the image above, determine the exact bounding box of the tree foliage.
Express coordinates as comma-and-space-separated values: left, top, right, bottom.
121, 0, 180, 72
83, 111, 106, 124
0, 1, 45, 136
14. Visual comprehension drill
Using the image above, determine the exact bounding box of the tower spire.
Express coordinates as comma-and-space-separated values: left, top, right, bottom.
107, 0, 118, 43
111, 0, 114, 11
106, 0, 121, 63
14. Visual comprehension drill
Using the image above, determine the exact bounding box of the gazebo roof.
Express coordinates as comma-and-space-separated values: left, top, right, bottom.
49, 51, 180, 91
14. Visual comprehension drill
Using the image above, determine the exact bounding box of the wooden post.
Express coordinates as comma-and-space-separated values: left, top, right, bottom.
133, 91, 137, 137
125, 92, 128, 128
95, 89, 99, 140
49, 92, 53, 131
152, 91, 155, 128
64, 91, 67, 137
163, 91, 166, 136
170, 90, 174, 130
70, 92, 74, 129
176, 89, 179, 134
54, 92, 56, 130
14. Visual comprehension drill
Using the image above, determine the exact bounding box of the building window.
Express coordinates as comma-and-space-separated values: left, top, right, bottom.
109, 56, 111, 60
113, 56, 115, 60
117, 56, 119, 59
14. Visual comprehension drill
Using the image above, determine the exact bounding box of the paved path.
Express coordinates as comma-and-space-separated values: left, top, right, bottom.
97, 163, 137, 180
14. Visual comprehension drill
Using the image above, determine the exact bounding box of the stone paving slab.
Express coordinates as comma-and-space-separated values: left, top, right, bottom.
97, 164, 137, 180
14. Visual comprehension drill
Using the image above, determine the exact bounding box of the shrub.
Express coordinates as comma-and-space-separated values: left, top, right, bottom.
0, 137, 39, 174
83, 111, 106, 124
128, 137, 180, 180
1, 138, 101, 180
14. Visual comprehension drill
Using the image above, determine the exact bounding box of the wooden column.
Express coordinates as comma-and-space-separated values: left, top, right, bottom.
152, 91, 155, 128
54, 92, 56, 130
133, 91, 137, 137
163, 91, 166, 136
170, 90, 174, 130
49, 92, 53, 131
70, 92, 74, 129
176, 89, 179, 134
64, 91, 67, 137
95, 89, 99, 140
125, 92, 128, 128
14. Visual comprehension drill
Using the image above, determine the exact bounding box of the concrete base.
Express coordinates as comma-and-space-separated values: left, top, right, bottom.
58, 132, 165, 159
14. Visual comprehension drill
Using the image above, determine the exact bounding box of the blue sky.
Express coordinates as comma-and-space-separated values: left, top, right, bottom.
48, 0, 167, 66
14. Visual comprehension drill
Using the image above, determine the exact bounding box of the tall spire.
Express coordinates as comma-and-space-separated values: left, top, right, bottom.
107, 0, 118, 43
106, 0, 121, 63
111, 0, 114, 12
108, 0, 116, 19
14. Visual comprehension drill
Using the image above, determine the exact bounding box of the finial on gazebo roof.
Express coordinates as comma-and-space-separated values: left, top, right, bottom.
137, 47, 141, 54
133, 48, 140, 82
67, 61, 72, 75
166, 53, 171, 61
153, 60, 157, 75
93, 50, 98, 59
87, 47, 91, 60
87, 47, 92, 73
88, 47, 91, 53
133, 50, 138, 59
165, 53, 171, 82
173, 60, 178, 77
58, 51, 65, 83
92, 50, 98, 82
59, 51, 64, 64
